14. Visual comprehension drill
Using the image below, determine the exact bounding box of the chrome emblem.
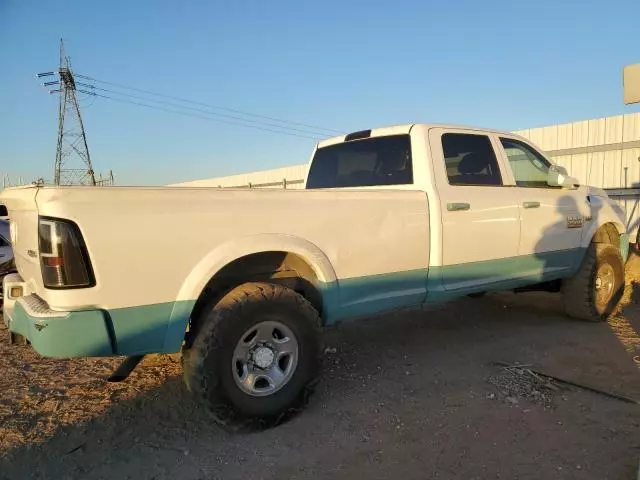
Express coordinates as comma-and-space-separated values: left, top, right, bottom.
566, 215, 584, 229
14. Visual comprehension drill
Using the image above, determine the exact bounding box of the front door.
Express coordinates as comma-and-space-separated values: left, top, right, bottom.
429, 128, 521, 291
496, 135, 588, 280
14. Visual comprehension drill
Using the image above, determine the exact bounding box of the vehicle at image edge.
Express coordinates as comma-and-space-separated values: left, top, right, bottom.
0, 217, 16, 301
0, 123, 631, 429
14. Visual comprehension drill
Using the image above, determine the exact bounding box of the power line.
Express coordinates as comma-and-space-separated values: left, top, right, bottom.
39, 40, 97, 186
78, 89, 321, 140
35, 43, 115, 186
75, 74, 343, 135
77, 83, 330, 137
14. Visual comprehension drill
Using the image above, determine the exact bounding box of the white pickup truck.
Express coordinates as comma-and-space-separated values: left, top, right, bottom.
1, 123, 630, 428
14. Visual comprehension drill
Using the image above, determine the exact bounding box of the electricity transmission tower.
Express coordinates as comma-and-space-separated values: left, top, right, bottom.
37, 40, 96, 185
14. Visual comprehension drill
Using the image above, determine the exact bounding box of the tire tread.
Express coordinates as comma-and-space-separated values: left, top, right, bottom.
561, 243, 624, 322
182, 282, 321, 432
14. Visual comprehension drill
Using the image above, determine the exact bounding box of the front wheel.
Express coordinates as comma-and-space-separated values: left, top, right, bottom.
182, 282, 321, 430
561, 243, 625, 322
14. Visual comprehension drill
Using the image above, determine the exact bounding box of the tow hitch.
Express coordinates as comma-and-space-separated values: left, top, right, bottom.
107, 355, 145, 382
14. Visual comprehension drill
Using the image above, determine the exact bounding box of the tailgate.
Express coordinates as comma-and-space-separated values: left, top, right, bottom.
0, 186, 43, 292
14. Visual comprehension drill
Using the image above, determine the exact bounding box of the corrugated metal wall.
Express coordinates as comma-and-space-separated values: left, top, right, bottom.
611, 190, 640, 241
512, 113, 640, 189
513, 113, 640, 238
171, 114, 640, 239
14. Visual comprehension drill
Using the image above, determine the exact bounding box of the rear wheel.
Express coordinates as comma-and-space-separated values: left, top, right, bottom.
182, 282, 321, 431
561, 243, 625, 322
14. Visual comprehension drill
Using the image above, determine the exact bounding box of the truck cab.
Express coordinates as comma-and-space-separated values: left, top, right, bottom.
305, 124, 628, 296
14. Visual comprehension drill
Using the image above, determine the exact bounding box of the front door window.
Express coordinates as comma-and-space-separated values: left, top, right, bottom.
499, 138, 556, 188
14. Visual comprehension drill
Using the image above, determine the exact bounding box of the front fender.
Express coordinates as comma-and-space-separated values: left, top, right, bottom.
581, 194, 627, 252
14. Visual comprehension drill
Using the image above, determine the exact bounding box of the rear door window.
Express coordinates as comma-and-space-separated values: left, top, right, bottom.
306, 135, 413, 189
441, 133, 503, 186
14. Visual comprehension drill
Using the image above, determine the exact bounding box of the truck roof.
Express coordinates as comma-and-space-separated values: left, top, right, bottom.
317, 123, 515, 148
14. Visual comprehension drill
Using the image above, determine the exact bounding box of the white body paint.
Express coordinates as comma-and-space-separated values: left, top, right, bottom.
0, 124, 628, 355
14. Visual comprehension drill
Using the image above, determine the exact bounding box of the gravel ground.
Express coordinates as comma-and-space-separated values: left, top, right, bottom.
1, 254, 639, 480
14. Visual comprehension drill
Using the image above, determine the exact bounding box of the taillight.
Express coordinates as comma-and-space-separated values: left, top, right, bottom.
38, 217, 95, 289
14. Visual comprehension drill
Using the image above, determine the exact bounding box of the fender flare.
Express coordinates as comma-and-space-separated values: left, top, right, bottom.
161, 234, 338, 351
580, 196, 627, 249
581, 219, 626, 249
175, 233, 337, 301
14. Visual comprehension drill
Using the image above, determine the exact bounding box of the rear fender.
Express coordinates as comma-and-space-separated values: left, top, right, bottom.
162, 234, 338, 350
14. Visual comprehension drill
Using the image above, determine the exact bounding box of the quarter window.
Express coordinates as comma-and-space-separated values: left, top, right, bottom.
441, 133, 503, 186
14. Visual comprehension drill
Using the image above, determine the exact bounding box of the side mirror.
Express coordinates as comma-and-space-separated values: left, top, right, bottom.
547, 165, 579, 189
0, 205, 7, 217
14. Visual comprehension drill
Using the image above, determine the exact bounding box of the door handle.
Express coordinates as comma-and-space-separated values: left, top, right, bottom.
447, 202, 470, 211
523, 201, 540, 209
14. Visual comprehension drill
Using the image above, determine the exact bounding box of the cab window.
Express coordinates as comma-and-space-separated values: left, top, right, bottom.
500, 138, 555, 188
441, 133, 503, 186
306, 135, 413, 189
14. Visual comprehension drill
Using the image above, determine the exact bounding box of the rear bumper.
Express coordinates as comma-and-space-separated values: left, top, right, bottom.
3, 274, 114, 358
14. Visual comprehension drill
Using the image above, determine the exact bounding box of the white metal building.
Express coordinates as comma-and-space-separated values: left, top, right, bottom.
171, 113, 640, 238
515, 114, 640, 240
171, 164, 309, 190
513, 113, 640, 190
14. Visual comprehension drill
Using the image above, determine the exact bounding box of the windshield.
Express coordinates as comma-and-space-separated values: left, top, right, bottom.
306, 134, 413, 189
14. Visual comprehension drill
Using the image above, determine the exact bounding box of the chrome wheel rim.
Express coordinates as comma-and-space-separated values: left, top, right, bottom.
595, 263, 616, 305
232, 320, 299, 397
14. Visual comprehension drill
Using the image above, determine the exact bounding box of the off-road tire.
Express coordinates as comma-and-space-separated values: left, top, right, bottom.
182, 282, 321, 431
561, 243, 624, 322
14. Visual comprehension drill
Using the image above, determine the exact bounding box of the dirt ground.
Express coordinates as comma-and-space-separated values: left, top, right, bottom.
1, 256, 639, 480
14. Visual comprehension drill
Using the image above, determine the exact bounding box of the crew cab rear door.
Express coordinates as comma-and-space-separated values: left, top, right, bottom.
428, 127, 521, 291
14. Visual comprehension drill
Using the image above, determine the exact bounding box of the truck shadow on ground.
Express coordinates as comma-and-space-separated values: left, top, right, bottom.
1, 267, 640, 480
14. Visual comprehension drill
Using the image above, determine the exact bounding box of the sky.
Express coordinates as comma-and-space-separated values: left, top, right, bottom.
1, 0, 640, 186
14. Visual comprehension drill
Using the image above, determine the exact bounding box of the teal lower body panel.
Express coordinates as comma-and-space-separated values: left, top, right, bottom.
7, 301, 113, 358
106, 300, 195, 355
514, 248, 586, 282
323, 269, 427, 324
425, 249, 585, 302
6, 248, 602, 358
326, 250, 586, 319
5, 298, 196, 358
